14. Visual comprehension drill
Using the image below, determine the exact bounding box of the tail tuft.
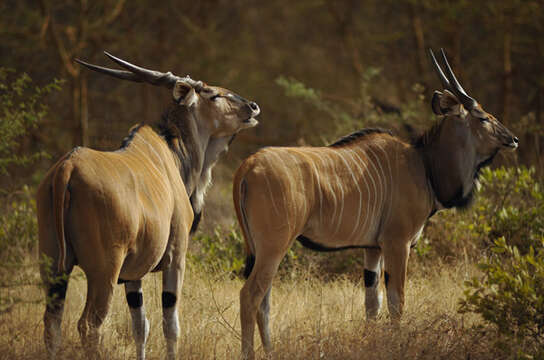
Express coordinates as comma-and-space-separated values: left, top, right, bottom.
243, 254, 255, 279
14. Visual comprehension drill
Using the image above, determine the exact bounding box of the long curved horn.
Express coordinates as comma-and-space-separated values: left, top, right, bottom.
74, 58, 145, 83
429, 49, 451, 90
102, 52, 179, 88
76, 52, 205, 91
439, 48, 477, 110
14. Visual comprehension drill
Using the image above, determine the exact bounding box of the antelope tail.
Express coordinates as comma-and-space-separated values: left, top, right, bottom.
233, 169, 255, 279
52, 160, 73, 274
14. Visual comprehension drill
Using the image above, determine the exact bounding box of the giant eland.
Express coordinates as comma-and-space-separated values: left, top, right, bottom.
233, 49, 518, 359
37, 52, 260, 360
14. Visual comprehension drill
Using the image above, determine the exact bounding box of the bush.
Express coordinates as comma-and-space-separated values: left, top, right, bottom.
417, 166, 543, 265
455, 166, 544, 358
0, 69, 61, 312
189, 226, 246, 275
0, 68, 61, 175
459, 237, 544, 358
0, 185, 37, 266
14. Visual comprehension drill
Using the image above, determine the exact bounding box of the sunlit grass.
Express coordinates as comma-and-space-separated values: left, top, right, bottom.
0, 262, 498, 359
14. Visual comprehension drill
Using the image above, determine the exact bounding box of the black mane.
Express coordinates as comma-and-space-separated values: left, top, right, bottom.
119, 124, 145, 149
155, 105, 201, 188
411, 120, 443, 149
329, 127, 393, 147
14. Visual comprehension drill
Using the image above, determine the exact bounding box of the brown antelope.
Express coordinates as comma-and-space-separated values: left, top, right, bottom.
234, 49, 518, 359
37, 52, 260, 360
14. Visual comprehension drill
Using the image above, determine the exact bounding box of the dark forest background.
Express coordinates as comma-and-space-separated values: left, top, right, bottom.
2, 0, 543, 191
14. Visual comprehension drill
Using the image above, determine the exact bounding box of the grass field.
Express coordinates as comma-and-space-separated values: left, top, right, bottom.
0, 260, 502, 360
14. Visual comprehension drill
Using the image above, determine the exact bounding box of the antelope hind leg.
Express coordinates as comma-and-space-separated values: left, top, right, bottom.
77, 275, 117, 359
240, 253, 283, 360
77, 251, 123, 358
41, 262, 74, 358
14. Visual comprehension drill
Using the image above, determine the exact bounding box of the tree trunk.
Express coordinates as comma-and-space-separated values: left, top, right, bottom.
80, 72, 89, 147
502, 28, 513, 125
71, 76, 81, 147
411, 4, 426, 77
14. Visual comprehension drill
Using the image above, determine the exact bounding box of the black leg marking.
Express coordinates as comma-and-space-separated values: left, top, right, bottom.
384, 271, 390, 287
364, 269, 378, 288
162, 292, 177, 308
46, 278, 68, 313
243, 254, 255, 279
126, 292, 143, 308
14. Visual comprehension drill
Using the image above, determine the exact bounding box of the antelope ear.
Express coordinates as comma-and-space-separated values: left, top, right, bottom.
173, 80, 198, 106
431, 90, 461, 115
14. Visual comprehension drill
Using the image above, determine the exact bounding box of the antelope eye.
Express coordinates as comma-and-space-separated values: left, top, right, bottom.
210, 94, 221, 101
479, 117, 489, 123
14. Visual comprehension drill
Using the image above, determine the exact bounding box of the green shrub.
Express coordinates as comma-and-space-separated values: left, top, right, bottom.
454, 166, 544, 358
190, 225, 305, 277
459, 237, 544, 358
0, 68, 61, 175
418, 166, 543, 264
0, 185, 37, 266
190, 226, 246, 275
475, 166, 543, 253
0, 69, 61, 312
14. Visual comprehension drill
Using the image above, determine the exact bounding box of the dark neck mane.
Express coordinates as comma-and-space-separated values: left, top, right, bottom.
155, 105, 205, 195
329, 128, 392, 147
412, 121, 442, 150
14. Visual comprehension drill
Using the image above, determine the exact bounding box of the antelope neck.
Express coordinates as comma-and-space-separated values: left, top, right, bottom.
155, 105, 208, 197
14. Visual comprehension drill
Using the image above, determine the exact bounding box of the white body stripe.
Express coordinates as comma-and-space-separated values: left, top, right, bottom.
264, 150, 294, 233
306, 152, 324, 223
354, 146, 380, 234
366, 145, 386, 231
320, 153, 338, 223
336, 149, 363, 240
376, 143, 394, 227
326, 152, 345, 237
284, 150, 308, 220
345, 149, 371, 240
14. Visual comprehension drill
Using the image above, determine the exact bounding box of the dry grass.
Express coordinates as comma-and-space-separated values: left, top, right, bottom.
0, 262, 500, 360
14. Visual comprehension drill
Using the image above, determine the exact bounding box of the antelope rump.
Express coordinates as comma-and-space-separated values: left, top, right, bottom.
234, 49, 518, 359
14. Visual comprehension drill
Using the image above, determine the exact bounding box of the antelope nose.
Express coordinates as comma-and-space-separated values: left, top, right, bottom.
509, 136, 519, 149
249, 101, 260, 115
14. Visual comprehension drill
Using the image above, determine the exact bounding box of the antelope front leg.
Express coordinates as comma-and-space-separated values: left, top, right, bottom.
162, 260, 185, 360
363, 248, 383, 320
383, 242, 410, 322
125, 280, 149, 360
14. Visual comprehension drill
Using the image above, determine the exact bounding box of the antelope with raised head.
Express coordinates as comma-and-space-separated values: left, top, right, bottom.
234, 49, 518, 359
37, 52, 260, 360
